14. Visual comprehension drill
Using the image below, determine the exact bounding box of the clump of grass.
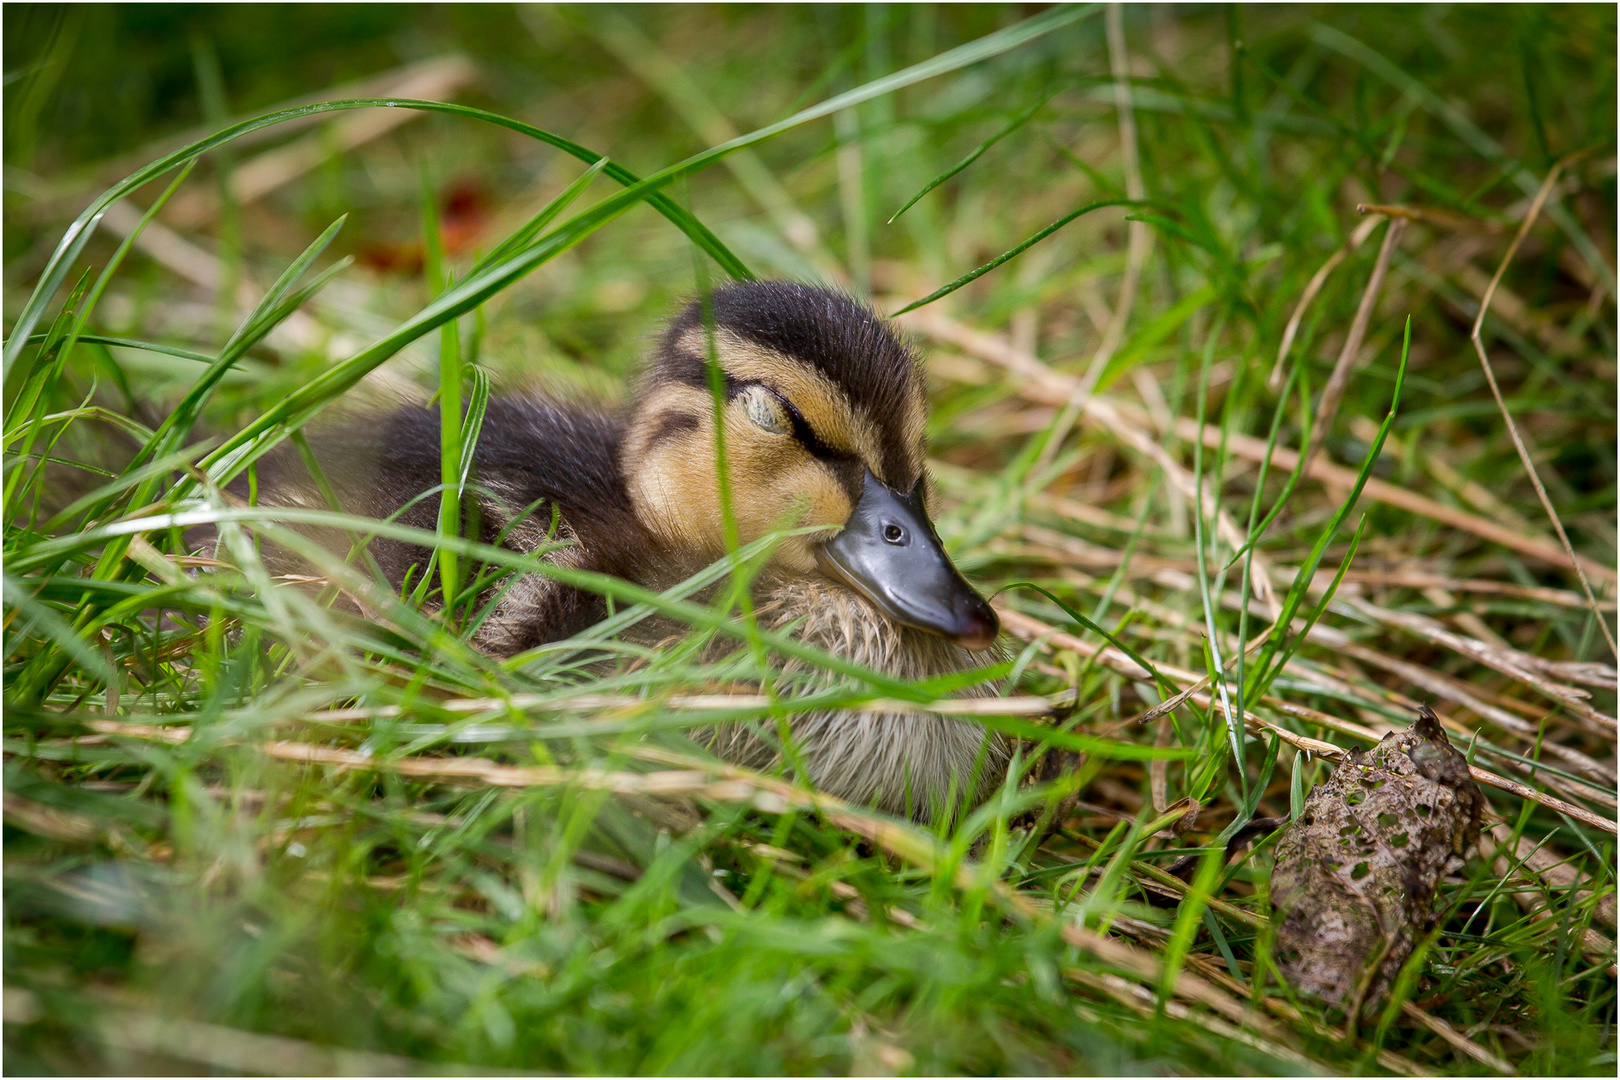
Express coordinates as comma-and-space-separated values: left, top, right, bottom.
5, 5, 1615, 1075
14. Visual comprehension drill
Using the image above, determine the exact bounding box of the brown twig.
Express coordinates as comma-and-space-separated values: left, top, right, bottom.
1357, 202, 1507, 235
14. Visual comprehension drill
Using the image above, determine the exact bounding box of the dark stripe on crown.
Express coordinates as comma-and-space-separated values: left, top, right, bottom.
658, 281, 923, 489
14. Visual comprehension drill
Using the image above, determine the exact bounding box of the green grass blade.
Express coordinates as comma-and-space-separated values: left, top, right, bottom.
2, 574, 119, 686
472, 157, 609, 276
423, 172, 463, 614
61, 158, 198, 374
457, 366, 490, 492
12, 505, 959, 700
1309, 21, 1615, 293
131, 223, 350, 477
16, 333, 216, 365
887, 89, 1056, 223
2, 102, 744, 374
995, 581, 1175, 703
890, 199, 1135, 315
1248, 317, 1410, 698
3, 272, 91, 521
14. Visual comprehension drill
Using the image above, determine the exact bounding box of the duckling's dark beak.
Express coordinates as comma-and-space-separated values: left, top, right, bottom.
818, 470, 999, 651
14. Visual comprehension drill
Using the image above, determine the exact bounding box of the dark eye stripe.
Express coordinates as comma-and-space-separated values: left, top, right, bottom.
671, 345, 861, 466
777, 398, 864, 500
773, 392, 842, 461
730, 382, 865, 502
644, 409, 700, 450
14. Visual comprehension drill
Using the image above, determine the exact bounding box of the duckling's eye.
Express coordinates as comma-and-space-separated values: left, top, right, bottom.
740, 385, 791, 435
883, 523, 906, 544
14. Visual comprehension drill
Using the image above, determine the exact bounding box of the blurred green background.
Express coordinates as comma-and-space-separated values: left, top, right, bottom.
4, 5, 1615, 1075
7, 3, 1614, 460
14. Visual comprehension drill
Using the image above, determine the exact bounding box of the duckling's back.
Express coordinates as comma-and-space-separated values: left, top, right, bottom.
238, 396, 672, 656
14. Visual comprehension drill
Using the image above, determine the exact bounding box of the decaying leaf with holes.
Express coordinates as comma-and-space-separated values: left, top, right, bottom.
1270, 706, 1484, 1012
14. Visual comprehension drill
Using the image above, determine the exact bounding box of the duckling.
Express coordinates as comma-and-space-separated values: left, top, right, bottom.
244, 281, 1006, 819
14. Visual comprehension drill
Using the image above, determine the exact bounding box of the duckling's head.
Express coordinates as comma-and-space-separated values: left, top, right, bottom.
623, 280, 998, 650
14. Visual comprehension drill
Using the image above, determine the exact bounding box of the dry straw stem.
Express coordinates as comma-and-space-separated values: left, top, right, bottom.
1189, 419, 1615, 585
3, 792, 116, 845
252, 688, 1086, 737
1056, 855, 1479, 1076
1301, 570, 1619, 698
70, 723, 1471, 1057
1071, 863, 1511, 1075
1176, 955, 1436, 1078
1467, 150, 1618, 660
1134, 623, 1275, 724
1298, 215, 1407, 479
1064, 968, 1315, 1072
1060, 833, 1264, 930
1338, 595, 1618, 734
1332, 641, 1617, 798
1356, 202, 1509, 235
1397, 1000, 1516, 1076
1334, 570, 1615, 612
58, 686, 1614, 1055
58, 718, 1246, 1015
1269, 213, 1386, 390
908, 308, 1617, 585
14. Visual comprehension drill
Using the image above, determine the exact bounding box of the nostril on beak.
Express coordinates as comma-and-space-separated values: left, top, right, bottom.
955, 602, 1000, 652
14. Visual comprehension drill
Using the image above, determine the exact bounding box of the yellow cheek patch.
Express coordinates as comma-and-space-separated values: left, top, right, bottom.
627, 386, 854, 573
624, 386, 723, 553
